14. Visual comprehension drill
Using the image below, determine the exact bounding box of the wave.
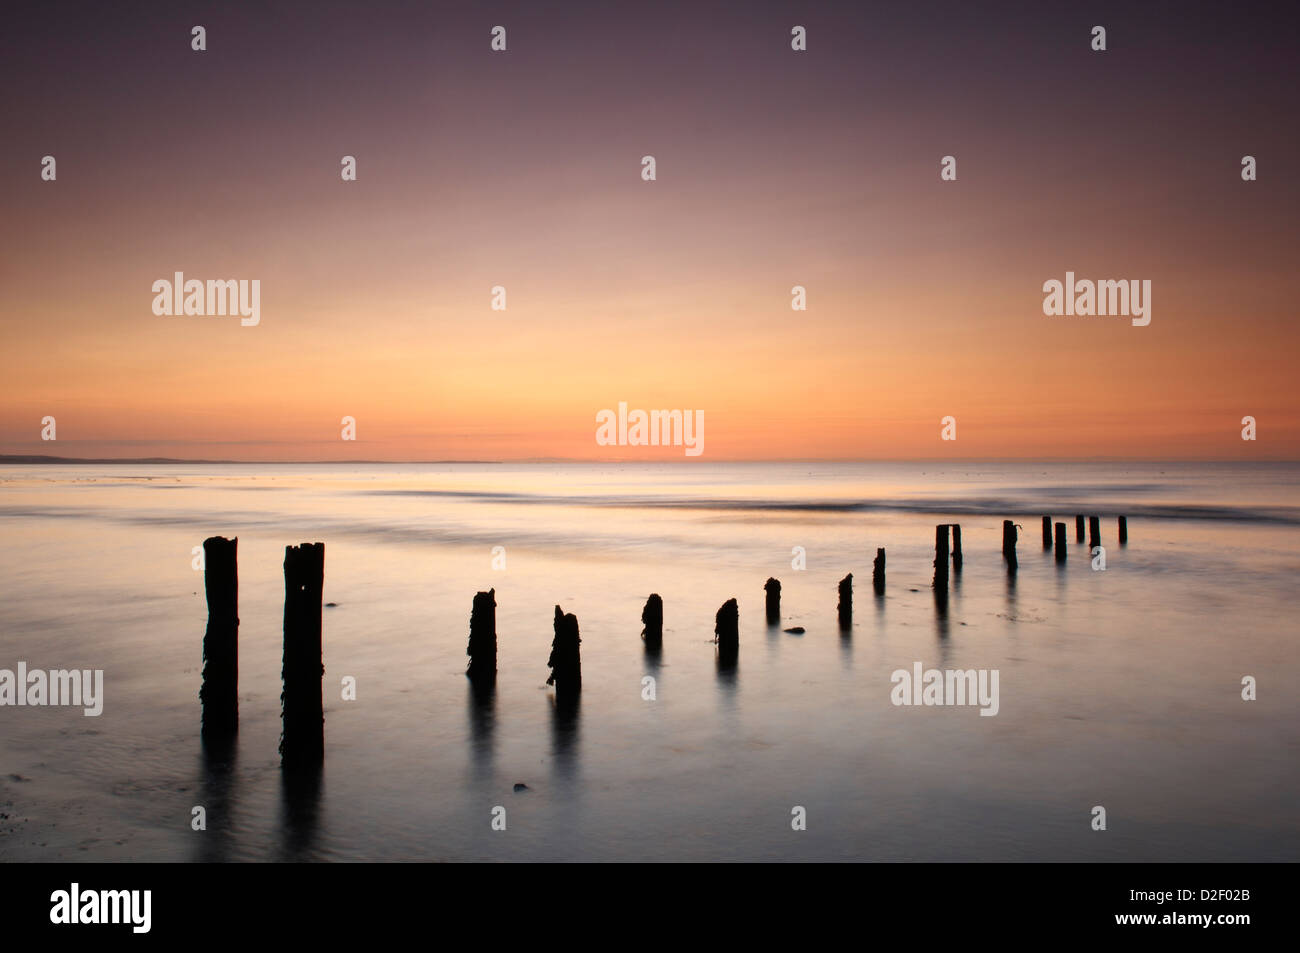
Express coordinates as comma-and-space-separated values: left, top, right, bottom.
357, 490, 1300, 525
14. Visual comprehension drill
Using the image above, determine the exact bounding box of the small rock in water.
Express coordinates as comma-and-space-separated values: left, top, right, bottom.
513, 783, 529, 792
325, 602, 339, 608
783, 626, 805, 634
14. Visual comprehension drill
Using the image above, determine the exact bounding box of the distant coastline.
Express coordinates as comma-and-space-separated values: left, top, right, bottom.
0, 454, 505, 465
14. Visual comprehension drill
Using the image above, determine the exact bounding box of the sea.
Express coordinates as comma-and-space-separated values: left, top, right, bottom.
0, 461, 1296, 862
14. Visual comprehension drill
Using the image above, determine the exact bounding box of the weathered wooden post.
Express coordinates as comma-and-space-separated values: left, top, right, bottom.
200, 535, 239, 742
641, 593, 663, 649
1054, 522, 1067, 563
1118, 515, 1128, 544
1002, 520, 1018, 572
1088, 516, 1101, 550
1042, 516, 1052, 548
837, 573, 852, 626
764, 577, 781, 624
281, 542, 325, 764
715, 598, 739, 664
951, 524, 963, 573
1075, 515, 1085, 543
872, 547, 886, 595
547, 605, 582, 702
933, 525, 950, 590
466, 589, 497, 684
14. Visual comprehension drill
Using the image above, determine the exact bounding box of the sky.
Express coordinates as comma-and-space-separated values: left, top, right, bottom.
1, 0, 1297, 461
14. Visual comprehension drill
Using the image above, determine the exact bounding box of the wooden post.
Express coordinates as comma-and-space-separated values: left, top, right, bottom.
1118, 515, 1128, 544
466, 589, 496, 684
872, 547, 886, 595
200, 535, 239, 741
1042, 516, 1052, 548
837, 573, 852, 627
1002, 520, 1018, 572
546, 605, 582, 702
1075, 515, 1085, 543
714, 598, 739, 664
1088, 516, 1100, 550
641, 593, 663, 649
933, 525, 950, 590
951, 523, 963, 573
281, 542, 325, 764
764, 577, 781, 624
1054, 522, 1067, 563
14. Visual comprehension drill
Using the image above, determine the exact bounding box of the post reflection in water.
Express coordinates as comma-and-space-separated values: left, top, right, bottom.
467, 680, 497, 781
278, 762, 323, 862
548, 694, 581, 784
195, 738, 237, 863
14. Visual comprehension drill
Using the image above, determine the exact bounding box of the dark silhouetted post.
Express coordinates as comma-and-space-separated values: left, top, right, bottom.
1118, 515, 1128, 544
951, 524, 963, 573
872, 547, 886, 595
547, 605, 582, 703
1002, 520, 1018, 573
282, 542, 325, 764
1054, 522, 1067, 563
201, 535, 239, 742
641, 593, 663, 649
1042, 516, 1052, 548
714, 598, 739, 664
764, 577, 781, 624
933, 525, 950, 590
466, 589, 497, 684
1088, 516, 1100, 550
838, 573, 852, 626
1075, 515, 1085, 543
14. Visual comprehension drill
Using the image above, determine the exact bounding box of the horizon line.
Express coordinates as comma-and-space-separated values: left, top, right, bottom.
3, 454, 1299, 466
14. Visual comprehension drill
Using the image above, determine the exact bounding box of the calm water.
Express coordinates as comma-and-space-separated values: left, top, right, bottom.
1, 462, 1297, 862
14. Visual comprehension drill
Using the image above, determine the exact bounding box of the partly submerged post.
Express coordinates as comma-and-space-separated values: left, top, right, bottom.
547, 605, 582, 702
1088, 516, 1101, 550
951, 524, 963, 573
466, 589, 497, 685
1118, 515, 1128, 544
1075, 515, 1085, 543
1002, 520, 1018, 573
837, 573, 852, 627
1042, 516, 1052, 548
715, 598, 739, 664
872, 547, 886, 595
933, 525, 950, 590
282, 542, 325, 764
764, 577, 781, 624
641, 593, 664, 649
1054, 522, 1067, 563
200, 535, 239, 742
